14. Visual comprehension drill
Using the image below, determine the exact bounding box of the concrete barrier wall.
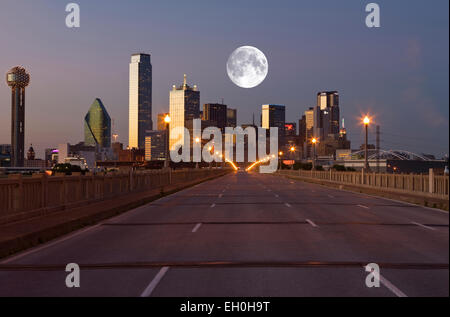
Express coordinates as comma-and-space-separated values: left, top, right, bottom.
0, 169, 226, 223
278, 169, 449, 199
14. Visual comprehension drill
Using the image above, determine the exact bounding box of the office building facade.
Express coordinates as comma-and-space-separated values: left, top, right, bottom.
145, 130, 167, 161
157, 112, 169, 131
169, 74, 200, 150
261, 104, 286, 138
129, 53, 153, 149
203, 103, 227, 132
227, 108, 237, 128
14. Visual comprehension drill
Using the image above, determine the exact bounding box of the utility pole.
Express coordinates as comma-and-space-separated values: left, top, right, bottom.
376, 125, 380, 173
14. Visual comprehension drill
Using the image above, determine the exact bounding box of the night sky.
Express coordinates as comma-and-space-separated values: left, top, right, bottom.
0, 0, 448, 158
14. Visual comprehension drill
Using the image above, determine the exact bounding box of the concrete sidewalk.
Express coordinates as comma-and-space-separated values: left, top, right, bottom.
0, 171, 229, 259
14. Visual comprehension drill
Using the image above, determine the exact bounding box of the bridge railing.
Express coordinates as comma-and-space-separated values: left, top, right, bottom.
278, 169, 449, 198
0, 168, 227, 224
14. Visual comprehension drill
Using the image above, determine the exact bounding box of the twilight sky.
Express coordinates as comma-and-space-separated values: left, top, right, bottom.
0, 0, 448, 158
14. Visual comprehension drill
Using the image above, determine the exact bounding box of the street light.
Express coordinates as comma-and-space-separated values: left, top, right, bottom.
208, 146, 213, 169
278, 151, 283, 170
311, 138, 317, 170
164, 115, 171, 168
363, 116, 370, 171
195, 137, 200, 169
289, 146, 295, 170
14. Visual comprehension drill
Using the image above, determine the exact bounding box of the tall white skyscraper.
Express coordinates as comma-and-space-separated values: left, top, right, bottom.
169, 74, 200, 150
129, 53, 152, 149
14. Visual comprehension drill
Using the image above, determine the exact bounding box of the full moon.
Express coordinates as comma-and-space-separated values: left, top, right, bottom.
226, 46, 268, 89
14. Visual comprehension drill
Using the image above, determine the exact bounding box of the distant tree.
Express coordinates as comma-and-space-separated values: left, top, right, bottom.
333, 165, 346, 171
52, 163, 85, 175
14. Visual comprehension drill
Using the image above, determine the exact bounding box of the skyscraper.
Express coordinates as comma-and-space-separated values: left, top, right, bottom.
304, 107, 315, 158
203, 103, 227, 132
317, 91, 340, 135
6, 66, 30, 167
227, 108, 237, 128
169, 74, 200, 149
145, 130, 167, 161
157, 112, 169, 131
261, 104, 286, 137
84, 98, 111, 148
129, 53, 152, 149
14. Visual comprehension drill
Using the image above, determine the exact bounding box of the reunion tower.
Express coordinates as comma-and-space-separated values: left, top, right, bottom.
6, 66, 30, 167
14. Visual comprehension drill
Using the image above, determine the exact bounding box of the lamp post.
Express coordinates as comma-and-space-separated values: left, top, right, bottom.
289, 146, 295, 170
311, 138, 317, 170
363, 116, 370, 171
278, 151, 283, 170
208, 146, 213, 169
195, 137, 200, 169
164, 114, 171, 168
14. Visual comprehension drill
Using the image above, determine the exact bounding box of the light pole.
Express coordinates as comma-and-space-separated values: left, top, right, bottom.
278, 151, 283, 170
289, 146, 295, 170
208, 146, 213, 169
164, 114, 171, 168
363, 116, 370, 171
195, 137, 200, 169
311, 138, 317, 170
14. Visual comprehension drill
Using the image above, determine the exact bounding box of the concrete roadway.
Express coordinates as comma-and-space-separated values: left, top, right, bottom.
0, 171, 448, 297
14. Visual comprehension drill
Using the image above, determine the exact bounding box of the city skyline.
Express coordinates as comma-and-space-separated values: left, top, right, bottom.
0, 0, 448, 158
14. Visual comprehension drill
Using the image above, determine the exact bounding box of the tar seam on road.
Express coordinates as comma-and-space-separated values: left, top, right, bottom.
1, 261, 447, 271
140, 266, 170, 297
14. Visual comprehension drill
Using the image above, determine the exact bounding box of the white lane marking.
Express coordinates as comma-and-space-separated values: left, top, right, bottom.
267, 189, 271, 192
274, 194, 279, 198
328, 195, 335, 198
306, 219, 319, 228
357, 204, 370, 209
380, 275, 408, 297
210, 203, 216, 208
218, 194, 223, 198
311, 190, 316, 193
222, 189, 226, 192
140, 266, 170, 297
411, 221, 436, 231
192, 223, 202, 233
285, 203, 292, 208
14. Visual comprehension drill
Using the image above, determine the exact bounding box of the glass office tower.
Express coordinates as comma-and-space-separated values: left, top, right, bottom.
261, 104, 286, 137
129, 53, 153, 149
84, 98, 111, 148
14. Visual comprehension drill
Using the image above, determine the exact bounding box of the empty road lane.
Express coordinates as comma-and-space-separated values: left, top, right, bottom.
0, 171, 448, 297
